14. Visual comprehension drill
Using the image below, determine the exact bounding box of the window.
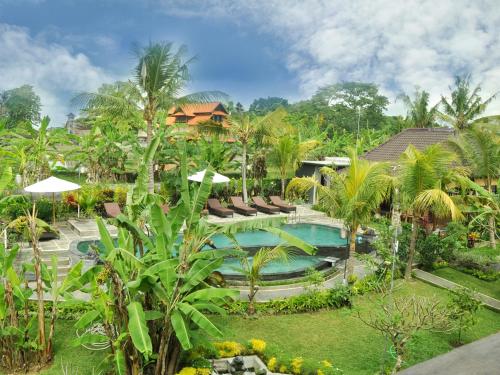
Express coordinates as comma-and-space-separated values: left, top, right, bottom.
212, 115, 222, 122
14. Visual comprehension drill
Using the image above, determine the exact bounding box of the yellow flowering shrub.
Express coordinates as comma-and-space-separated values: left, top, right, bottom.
214, 341, 245, 358
196, 368, 211, 375
291, 357, 304, 374
267, 357, 277, 372
177, 367, 197, 375
317, 369, 325, 375
249, 338, 267, 354
279, 365, 288, 373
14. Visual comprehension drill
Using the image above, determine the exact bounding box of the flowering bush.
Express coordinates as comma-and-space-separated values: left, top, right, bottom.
291, 357, 304, 374
267, 357, 277, 372
249, 338, 266, 354
176, 368, 211, 375
214, 341, 245, 358
279, 364, 288, 373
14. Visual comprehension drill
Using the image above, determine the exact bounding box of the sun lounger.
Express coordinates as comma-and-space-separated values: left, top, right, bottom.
207, 199, 234, 218
269, 196, 297, 213
104, 202, 122, 218
251, 196, 280, 214
230, 196, 258, 216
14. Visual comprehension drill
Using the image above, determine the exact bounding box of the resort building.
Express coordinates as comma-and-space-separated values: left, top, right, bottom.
166, 102, 229, 128
363, 127, 497, 192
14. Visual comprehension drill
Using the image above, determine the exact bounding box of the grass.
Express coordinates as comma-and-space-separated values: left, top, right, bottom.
4, 280, 500, 374
466, 245, 500, 260
39, 320, 108, 375
213, 280, 500, 374
432, 267, 500, 299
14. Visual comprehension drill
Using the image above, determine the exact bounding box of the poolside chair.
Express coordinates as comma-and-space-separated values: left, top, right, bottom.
230, 196, 258, 216
207, 199, 234, 218
161, 204, 170, 214
269, 196, 297, 213
104, 202, 122, 218
251, 196, 280, 214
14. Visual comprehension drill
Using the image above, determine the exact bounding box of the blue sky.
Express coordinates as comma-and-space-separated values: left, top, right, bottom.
1, 0, 500, 126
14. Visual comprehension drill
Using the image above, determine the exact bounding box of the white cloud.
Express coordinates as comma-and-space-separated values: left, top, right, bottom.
0, 23, 115, 126
160, 0, 500, 115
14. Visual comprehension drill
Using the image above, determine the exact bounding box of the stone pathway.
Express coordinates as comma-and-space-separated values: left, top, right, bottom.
413, 269, 500, 312
398, 332, 500, 375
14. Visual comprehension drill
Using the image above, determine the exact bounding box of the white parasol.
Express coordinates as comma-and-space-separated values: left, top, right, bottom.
188, 169, 230, 183
25, 176, 81, 224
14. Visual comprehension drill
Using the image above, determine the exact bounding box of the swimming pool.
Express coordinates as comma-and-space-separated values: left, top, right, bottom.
75, 223, 369, 280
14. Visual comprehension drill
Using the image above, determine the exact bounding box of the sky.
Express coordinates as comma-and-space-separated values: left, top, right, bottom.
1, 0, 500, 127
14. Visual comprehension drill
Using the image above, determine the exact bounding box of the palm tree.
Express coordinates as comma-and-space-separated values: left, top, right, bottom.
287, 149, 391, 276
398, 144, 466, 279
239, 246, 293, 314
448, 125, 500, 247
228, 109, 288, 202
398, 88, 439, 128
74, 42, 225, 193
269, 135, 318, 198
440, 75, 497, 131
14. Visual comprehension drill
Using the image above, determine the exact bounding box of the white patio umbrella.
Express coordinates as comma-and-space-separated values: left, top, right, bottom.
188, 169, 230, 183
24, 176, 81, 224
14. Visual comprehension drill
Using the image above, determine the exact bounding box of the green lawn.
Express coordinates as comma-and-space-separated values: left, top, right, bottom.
432, 267, 500, 299
213, 280, 500, 374
6, 280, 500, 375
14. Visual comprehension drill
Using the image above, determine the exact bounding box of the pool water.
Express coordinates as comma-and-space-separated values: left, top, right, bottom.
75, 224, 362, 279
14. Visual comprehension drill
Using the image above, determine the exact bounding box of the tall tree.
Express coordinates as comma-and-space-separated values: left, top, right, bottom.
312, 82, 389, 132
440, 75, 497, 131
398, 88, 439, 128
448, 125, 500, 247
0, 85, 41, 128
249, 96, 289, 116
287, 149, 391, 276
399, 145, 466, 279
74, 42, 225, 193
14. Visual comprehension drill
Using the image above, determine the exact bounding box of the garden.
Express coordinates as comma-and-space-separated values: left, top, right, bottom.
0, 39, 499, 375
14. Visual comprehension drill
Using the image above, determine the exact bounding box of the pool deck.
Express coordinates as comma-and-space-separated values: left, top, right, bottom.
17, 204, 357, 301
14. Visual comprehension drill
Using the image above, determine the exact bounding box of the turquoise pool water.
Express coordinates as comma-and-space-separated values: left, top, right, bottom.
76, 224, 358, 279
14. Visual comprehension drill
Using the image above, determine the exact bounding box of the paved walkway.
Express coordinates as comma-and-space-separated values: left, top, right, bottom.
398, 332, 500, 375
413, 269, 500, 311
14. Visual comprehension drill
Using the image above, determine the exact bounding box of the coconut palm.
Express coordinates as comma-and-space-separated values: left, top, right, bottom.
440, 75, 497, 131
448, 125, 500, 247
287, 149, 391, 276
228, 109, 288, 202
269, 135, 319, 198
238, 246, 293, 314
399, 144, 466, 279
74, 42, 226, 193
398, 88, 439, 128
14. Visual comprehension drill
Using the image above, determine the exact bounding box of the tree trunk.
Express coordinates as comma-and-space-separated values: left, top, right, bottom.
487, 178, 496, 248
242, 143, 248, 203
247, 279, 257, 315
347, 228, 357, 276
392, 354, 403, 374
405, 216, 419, 280
281, 178, 286, 199
146, 118, 155, 194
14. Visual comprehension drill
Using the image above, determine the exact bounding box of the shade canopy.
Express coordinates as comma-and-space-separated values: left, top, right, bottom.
188, 169, 230, 184
24, 176, 81, 193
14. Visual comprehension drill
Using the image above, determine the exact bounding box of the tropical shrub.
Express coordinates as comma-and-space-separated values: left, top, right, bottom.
0, 195, 30, 220
448, 287, 481, 344
35, 197, 53, 222
213, 341, 245, 358
249, 339, 266, 354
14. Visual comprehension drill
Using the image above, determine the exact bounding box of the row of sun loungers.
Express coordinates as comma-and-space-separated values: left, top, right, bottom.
103, 196, 296, 219
209, 196, 296, 218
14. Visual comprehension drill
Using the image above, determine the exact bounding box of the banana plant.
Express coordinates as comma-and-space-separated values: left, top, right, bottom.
75, 139, 318, 375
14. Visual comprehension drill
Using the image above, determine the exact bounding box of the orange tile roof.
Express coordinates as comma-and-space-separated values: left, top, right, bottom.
168, 102, 226, 116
